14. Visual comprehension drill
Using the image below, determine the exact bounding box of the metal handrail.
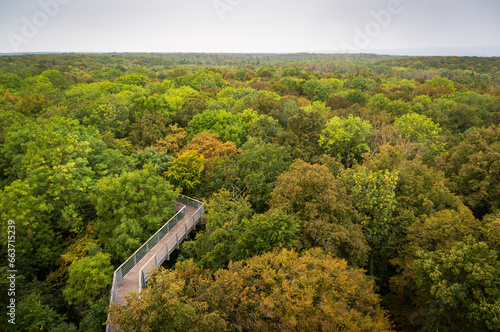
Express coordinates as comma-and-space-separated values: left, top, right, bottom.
109, 206, 186, 299
138, 200, 204, 291
107, 195, 204, 332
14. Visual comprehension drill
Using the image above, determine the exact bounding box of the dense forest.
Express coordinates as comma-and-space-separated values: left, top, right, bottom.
0, 53, 499, 331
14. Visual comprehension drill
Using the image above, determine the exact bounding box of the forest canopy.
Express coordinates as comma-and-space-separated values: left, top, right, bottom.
0, 53, 499, 331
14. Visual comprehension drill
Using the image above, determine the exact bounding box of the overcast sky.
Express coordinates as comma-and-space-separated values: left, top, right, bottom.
0, 0, 499, 55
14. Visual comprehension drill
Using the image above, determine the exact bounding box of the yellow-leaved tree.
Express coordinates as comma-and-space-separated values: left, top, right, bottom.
165, 150, 205, 194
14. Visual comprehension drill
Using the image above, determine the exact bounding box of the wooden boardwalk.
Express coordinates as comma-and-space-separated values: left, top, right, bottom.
113, 203, 198, 305
107, 196, 204, 331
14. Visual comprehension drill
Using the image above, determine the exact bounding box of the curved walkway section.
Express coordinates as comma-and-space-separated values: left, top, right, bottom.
107, 195, 204, 331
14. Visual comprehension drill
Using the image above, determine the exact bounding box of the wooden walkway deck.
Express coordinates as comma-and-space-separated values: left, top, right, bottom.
113, 204, 198, 305
107, 196, 204, 331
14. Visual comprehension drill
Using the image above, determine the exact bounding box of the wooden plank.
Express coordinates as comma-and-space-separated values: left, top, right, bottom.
113, 204, 198, 306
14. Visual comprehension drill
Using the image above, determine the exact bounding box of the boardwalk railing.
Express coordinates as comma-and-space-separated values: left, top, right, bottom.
107, 195, 204, 331
139, 196, 204, 290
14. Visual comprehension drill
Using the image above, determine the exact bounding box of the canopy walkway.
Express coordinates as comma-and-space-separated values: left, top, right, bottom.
107, 195, 204, 331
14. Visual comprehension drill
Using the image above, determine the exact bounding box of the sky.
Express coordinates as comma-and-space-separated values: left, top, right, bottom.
0, 0, 499, 55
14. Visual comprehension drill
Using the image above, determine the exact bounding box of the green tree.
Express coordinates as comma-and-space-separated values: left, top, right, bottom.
107, 218, 144, 262
129, 109, 171, 148
269, 160, 368, 266
180, 189, 253, 271
363, 144, 463, 222
0, 117, 95, 268
59, 81, 114, 121
394, 113, 446, 162
188, 70, 227, 90
281, 66, 300, 77
387, 206, 482, 330
181, 192, 297, 270
444, 102, 484, 134
132, 147, 173, 175
319, 115, 372, 167
130, 86, 199, 119
414, 237, 500, 331
186, 109, 246, 146
363, 147, 475, 329
23, 74, 61, 103
247, 114, 281, 142
424, 76, 455, 91
250, 91, 281, 116
386, 99, 412, 117
407, 206, 481, 254
8, 292, 77, 332
446, 124, 500, 217
115, 73, 149, 87
278, 77, 305, 96
275, 108, 325, 162
340, 167, 399, 274
78, 296, 111, 332
93, 164, 178, 260
173, 97, 207, 127
481, 213, 500, 253
230, 209, 299, 262
0, 110, 30, 187
346, 90, 369, 106
302, 79, 332, 102
449, 90, 498, 125
79, 97, 130, 139
236, 137, 293, 212
41, 69, 70, 89
278, 96, 300, 127
350, 76, 376, 92
368, 93, 390, 111
238, 109, 281, 143
63, 252, 114, 306
394, 113, 441, 143
0, 73, 24, 91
